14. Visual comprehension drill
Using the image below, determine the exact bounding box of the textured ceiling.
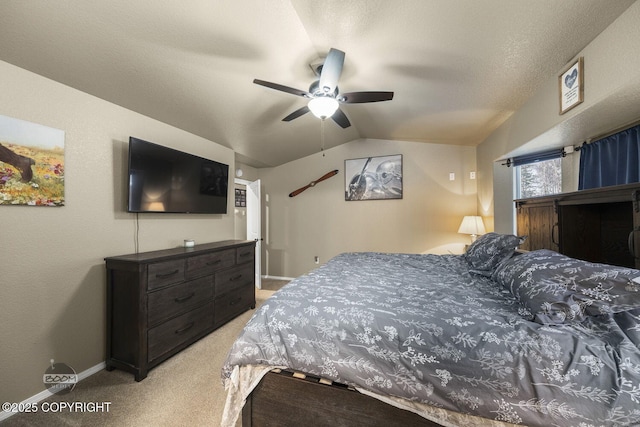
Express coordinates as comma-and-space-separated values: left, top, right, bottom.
0, 1, 635, 167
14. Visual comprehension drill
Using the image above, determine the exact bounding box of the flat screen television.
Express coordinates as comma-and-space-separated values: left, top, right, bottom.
127, 137, 229, 214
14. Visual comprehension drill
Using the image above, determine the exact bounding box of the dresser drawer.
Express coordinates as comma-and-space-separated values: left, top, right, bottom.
147, 276, 213, 326
106, 240, 255, 381
147, 259, 185, 291
236, 246, 255, 265
148, 302, 214, 362
215, 264, 254, 296
215, 284, 254, 326
185, 249, 235, 279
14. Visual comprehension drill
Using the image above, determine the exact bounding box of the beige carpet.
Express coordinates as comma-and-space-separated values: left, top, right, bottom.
1, 288, 278, 427
260, 278, 290, 291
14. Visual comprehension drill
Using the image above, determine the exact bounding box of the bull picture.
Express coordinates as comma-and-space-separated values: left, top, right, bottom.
0, 143, 35, 182
0, 114, 65, 206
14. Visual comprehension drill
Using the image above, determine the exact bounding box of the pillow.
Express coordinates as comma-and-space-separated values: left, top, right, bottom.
493, 249, 640, 324
464, 232, 525, 276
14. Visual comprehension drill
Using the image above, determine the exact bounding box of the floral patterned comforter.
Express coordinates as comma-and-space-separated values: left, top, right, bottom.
222, 251, 640, 426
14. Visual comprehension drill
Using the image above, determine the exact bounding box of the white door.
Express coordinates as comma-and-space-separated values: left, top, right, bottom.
247, 179, 262, 289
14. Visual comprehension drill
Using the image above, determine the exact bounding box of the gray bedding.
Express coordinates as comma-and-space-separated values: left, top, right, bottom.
222, 242, 640, 426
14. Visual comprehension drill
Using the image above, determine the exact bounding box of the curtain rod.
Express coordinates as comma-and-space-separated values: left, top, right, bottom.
504, 117, 640, 158
585, 117, 640, 144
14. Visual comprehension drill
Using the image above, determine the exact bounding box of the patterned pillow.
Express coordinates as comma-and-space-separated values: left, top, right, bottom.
464, 232, 524, 276
493, 249, 640, 324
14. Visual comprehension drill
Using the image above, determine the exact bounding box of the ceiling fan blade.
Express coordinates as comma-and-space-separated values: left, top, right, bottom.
319, 48, 345, 94
282, 106, 310, 122
339, 91, 394, 103
331, 108, 351, 129
253, 79, 311, 98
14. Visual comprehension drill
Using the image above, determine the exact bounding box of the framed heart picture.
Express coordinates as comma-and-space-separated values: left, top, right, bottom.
559, 57, 584, 114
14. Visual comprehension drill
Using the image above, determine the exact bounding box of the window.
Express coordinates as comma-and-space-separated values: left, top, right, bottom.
515, 157, 562, 198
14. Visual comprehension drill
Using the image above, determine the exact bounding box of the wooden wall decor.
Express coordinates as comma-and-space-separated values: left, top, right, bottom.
289, 170, 338, 197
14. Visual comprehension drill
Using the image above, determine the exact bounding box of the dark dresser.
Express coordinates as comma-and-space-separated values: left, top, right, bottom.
515, 183, 640, 268
105, 240, 256, 381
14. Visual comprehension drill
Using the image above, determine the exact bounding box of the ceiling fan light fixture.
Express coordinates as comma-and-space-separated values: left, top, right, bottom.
253, 47, 392, 129
308, 97, 339, 119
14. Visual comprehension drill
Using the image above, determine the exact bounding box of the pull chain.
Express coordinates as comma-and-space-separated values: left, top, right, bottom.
320, 118, 326, 157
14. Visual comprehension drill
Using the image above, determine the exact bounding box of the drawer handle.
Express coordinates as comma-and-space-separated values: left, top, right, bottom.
206, 259, 222, 266
551, 223, 559, 246
230, 274, 242, 282
230, 297, 242, 306
239, 252, 252, 258
174, 292, 195, 303
175, 322, 194, 335
629, 227, 640, 258
156, 269, 179, 279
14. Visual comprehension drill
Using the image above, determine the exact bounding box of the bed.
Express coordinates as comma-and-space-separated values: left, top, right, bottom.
221, 233, 640, 426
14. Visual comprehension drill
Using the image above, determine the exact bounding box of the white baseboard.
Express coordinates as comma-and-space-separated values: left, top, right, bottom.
262, 274, 295, 281
0, 361, 106, 422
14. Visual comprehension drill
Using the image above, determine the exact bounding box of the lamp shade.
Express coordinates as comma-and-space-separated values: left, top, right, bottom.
308, 97, 339, 119
458, 216, 486, 236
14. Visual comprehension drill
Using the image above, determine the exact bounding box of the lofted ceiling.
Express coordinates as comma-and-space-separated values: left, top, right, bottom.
0, 1, 635, 168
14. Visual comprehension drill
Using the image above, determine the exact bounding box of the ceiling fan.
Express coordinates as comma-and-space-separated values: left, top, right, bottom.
253, 48, 394, 129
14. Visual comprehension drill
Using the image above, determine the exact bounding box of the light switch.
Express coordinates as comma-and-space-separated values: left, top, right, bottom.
449, 173, 455, 181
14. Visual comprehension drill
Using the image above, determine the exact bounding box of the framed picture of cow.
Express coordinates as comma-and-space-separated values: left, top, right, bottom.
0, 114, 65, 206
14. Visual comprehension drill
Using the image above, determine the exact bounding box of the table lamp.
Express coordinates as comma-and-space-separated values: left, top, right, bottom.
458, 216, 486, 243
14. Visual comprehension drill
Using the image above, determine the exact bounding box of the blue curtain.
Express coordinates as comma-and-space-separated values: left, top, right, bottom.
578, 124, 640, 190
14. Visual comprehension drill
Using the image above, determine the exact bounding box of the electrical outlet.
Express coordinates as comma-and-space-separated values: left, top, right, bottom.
449, 173, 455, 181
314, 256, 320, 264
470, 171, 476, 180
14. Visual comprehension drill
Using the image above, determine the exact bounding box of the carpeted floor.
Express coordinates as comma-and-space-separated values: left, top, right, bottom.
1, 287, 283, 427
260, 278, 290, 291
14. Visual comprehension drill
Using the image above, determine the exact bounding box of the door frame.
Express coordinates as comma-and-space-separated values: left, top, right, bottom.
235, 178, 262, 288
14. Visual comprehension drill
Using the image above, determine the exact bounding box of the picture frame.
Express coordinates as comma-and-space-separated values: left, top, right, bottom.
0, 114, 65, 206
559, 57, 584, 114
235, 188, 246, 207
345, 154, 402, 201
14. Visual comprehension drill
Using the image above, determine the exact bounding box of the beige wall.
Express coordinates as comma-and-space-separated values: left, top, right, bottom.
234, 162, 259, 183
0, 61, 235, 405
477, 2, 640, 234
258, 139, 477, 278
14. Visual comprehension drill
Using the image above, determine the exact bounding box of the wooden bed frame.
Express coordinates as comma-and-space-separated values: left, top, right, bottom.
241, 370, 444, 427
